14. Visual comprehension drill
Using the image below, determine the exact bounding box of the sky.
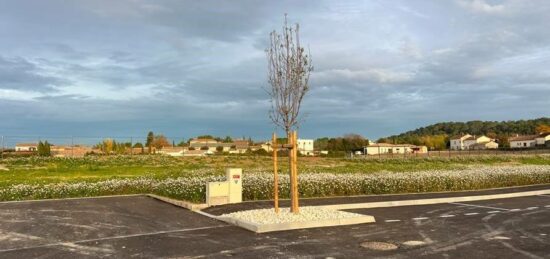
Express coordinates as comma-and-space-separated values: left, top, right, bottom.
1, 0, 549, 143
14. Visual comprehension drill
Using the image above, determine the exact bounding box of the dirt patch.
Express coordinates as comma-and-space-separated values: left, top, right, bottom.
0, 164, 9, 171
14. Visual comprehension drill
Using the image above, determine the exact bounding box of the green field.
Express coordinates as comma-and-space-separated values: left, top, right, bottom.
1, 155, 549, 202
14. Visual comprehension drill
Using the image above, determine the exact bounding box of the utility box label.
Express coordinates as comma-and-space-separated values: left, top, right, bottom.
226, 168, 242, 203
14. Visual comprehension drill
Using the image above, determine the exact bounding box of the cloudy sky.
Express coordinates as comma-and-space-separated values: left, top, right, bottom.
1, 0, 549, 142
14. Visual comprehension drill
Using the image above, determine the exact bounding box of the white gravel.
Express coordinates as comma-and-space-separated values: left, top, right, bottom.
221, 206, 364, 225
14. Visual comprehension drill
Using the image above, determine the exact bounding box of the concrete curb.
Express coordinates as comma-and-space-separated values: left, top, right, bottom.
214, 214, 376, 233
146, 194, 208, 211
201, 188, 549, 233
320, 189, 550, 210
232, 183, 550, 204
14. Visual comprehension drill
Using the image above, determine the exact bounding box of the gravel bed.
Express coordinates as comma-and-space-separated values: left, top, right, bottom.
221, 206, 365, 225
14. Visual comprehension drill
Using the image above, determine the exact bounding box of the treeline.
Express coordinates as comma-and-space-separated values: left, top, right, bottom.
378, 117, 550, 149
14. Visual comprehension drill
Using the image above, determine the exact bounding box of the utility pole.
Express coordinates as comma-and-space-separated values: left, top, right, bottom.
130, 137, 133, 156
272, 133, 279, 213
71, 136, 74, 157
0, 136, 4, 160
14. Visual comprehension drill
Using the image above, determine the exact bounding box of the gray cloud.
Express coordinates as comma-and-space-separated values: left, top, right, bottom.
0, 0, 549, 140
0, 56, 67, 92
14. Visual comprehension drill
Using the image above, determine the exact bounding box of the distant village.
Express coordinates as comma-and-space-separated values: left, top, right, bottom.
6, 132, 549, 158
450, 133, 550, 150
11, 137, 316, 158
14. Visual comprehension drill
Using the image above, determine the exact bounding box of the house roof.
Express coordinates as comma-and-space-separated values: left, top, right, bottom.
233, 140, 249, 149
189, 138, 218, 144
509, 135, 538, 141
450, 134, 470, 140
15, 143, 38, 147
189, 142, 233, 148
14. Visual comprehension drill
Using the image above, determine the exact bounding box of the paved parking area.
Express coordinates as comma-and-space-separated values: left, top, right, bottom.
1, 193, 549, 258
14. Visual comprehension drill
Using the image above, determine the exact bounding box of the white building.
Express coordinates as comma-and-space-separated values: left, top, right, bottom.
297, 139, 314, 156
469, 141, 499, 150
450, 134, 472, 150
536, 133, 550, 145
364, 143, 427, 155
15, 143, 38, 152
188, 138, 243, 153
450, 134, 497, 150
157, 147, 186, 157
509, 133, 550, 148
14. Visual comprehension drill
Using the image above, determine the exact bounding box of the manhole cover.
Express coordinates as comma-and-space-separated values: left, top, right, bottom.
360, 241, 398, 251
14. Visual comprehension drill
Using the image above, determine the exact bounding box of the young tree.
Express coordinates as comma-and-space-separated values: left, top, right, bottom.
44, 141, 51, 156
223, 136, 233, 143
266, 14, 313, 135
146, 131, 154, 154
38, 141, 44, 156
103, 138, 114, 154
152, 134, 170, 149
266, 15, 313, 213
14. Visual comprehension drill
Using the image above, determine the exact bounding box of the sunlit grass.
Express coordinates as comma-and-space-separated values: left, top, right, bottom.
0, 154, 549, 202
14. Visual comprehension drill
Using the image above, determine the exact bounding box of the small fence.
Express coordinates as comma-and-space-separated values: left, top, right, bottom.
349, 148, 550, 159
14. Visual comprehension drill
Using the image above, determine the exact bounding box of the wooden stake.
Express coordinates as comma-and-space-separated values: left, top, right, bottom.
292, 130, 299, 213
288, 132, 294, 212
272, 132, 279, 214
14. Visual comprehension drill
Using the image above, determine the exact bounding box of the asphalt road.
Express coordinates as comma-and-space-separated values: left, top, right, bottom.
0, 193, 549, 258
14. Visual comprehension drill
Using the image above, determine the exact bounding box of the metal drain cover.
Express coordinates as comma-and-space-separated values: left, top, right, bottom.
360, 241, 398, 251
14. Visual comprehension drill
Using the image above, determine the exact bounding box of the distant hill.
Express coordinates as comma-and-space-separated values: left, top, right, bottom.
378, 117, 550, 149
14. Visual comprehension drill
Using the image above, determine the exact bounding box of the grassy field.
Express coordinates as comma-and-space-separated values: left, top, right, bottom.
0, 155, 549, 202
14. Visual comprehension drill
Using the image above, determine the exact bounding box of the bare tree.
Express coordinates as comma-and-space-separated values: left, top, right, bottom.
266, 15, 313, 213
266, 14, 313, 135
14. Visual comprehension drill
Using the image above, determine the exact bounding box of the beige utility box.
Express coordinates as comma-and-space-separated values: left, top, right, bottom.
206, 181, 229, 206
206, 168, 242, 206
226, 168, 242, 203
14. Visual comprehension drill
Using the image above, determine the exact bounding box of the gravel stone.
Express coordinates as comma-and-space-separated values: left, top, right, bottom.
222, 206, 364, 225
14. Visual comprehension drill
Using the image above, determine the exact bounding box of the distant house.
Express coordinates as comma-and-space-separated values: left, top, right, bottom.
297, 139, 314, 156
15, 143, 38, 152
189, 138, 224, 153
51, 145, 91, 157
450, 135, 472, 150
157, 147, 186, 157
364, 143, 427, 155
510, 133, 550, 148
260, 142, 272, 152
469, 141, 499, 150
186, 138, 249, 154
450, 134, 497, 150
536, 133, 550, 146
183, 149, 207, 157
189, 138, 218, 152
231, 140, 250, 154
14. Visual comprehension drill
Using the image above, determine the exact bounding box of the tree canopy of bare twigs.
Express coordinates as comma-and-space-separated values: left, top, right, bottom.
266, 15, 313, 134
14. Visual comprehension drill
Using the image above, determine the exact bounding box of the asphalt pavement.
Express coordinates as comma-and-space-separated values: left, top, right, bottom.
0, 187, 549, 258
